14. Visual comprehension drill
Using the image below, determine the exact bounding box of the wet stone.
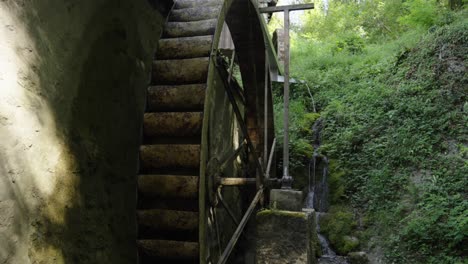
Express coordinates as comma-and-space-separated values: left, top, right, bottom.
319, 256, 349, 264
270, 189, 303, 211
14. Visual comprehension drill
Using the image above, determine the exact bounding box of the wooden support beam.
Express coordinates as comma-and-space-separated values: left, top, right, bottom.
217, 188, 264, 264
259, 3, 314, 13
219, 177, 257, 186
281, 8, 292, 188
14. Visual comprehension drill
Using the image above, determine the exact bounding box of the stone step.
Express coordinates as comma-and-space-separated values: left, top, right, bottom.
138, 175, 198, 199
169, 6, 221, 22
157, 35, 212, 59
137, 209, 198, 232
139, 144, 200, 171
138, 239, 199, 260
143, 112, 203, 138
174, 0, 220, 9
147, 84, 206, 111
152, 57, 209, 85
163, 19, 217, 38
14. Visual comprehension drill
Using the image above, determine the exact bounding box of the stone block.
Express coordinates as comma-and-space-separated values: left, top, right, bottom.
270, 189, 303, 211
256, 209, 318, 264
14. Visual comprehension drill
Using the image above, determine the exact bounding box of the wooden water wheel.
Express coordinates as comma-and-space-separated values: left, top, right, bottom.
136, 0, 276, 262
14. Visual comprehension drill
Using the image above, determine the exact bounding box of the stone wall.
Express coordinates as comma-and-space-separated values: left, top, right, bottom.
0, 1, 167, 262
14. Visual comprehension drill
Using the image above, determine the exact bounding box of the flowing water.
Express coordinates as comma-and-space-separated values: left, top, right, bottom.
306, 119, 348, 264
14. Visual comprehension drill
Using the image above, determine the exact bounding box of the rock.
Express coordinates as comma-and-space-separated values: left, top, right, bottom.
347, 251, 369, 264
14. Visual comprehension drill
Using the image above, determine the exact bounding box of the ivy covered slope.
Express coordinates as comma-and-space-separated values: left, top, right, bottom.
289, 9, 467, 264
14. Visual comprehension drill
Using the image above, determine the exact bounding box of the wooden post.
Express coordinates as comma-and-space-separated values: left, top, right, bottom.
282, 8, 292, 188
259, 3, 314, 189
264, 50, 269, 167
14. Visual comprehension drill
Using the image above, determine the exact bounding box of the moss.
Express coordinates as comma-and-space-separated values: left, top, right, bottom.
328, 160, 347, 204
299, 112, 321, 134
320, 205, 359, 255
314, 239, 323, 258
257, 209, 306, 219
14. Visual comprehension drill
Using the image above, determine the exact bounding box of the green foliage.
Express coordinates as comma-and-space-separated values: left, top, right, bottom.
301, 0, 407, 41
278, 1, 467, 262
322, 18, 467, 262
398, 0, 441, 29
332, 35, 366, 55
274, 96, 315, 160
399, 193, 468, 261
328, 160, 347, 203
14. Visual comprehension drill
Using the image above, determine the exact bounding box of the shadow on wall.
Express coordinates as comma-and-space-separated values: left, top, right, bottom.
0, 0, 167, 263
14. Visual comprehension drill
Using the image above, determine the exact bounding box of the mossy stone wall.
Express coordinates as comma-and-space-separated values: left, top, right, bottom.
0, 1, 168, 262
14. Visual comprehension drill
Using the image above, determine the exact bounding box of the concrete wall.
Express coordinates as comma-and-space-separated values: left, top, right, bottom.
0, 0, 167, 262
